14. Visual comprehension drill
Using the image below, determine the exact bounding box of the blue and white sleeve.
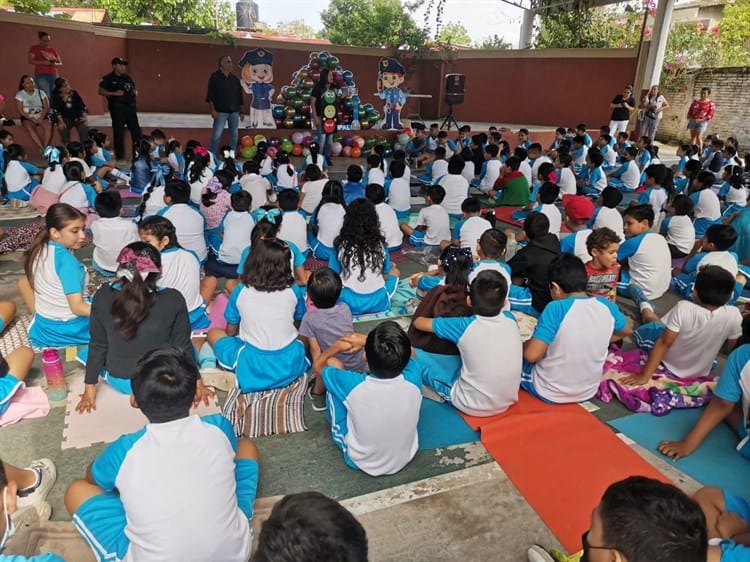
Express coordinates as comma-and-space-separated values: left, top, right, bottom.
224, 285, 243, 325
288, 241, 305, 267
618, 234, 642, 261
328, 251, 342, 274
21, 162, 40, 174
54, 246, 85, 295
236, 246, 250, 276
322, 366, 366, 403
559, 234, 575, 255
532, 300, 568, 345
433, 316, 475, 344
714, 345, 750, 403
292, 284, 307, 322
201, 413, 238, 452
452, 219, 465, 240
91, 429, 145, 492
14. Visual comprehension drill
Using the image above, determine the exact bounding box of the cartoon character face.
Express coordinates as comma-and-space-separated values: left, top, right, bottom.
322, 89, 337, 105
380, 71, 404, 88
242, 63, 273, 85
323, 105, 337, 119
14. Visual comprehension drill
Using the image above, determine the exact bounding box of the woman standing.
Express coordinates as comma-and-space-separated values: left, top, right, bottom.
75, 242, 212, 413
608, 85, 636, 135
639, 85, 669, 142
309, 68, 335, 163
27, 31, 62, 98
687, 87, 715, 153
15, 75, 53, 154
51, 78, 88, 145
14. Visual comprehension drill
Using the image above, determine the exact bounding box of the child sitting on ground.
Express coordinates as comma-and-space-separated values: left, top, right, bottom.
450, 197, 492, 258
309, 180, 346, 261
692, 485, 750, 561
301, 268, 364, 411
418, 147, 448, 186
606, 146, 640, 192
636, 164, 672, 232
616, 204, 672, 308
386, 160, 411, 224
660, 194, 696, 259
555, 152, 577, 197
578, 149, 607, 196
585, 227, 621, 301
672, 224, 744, 303
489, 156, 529, 206
400, 185, 450, 248
414, 270, 522, 417
313, 321, 423, 476
277, 189, 309, 255
472, 144, 501, 193
343, 164, 365, 206
66, 348, 259, 562
157, 179, 208, 262
623, 265, 741, 388
512, 162, 557, 220
590, 186, 624, 240
506, 212, 562, 316
522, 254, 629, 403
719, 164, 748, 217
90, 191, 139, 277
534, 183, 562, 237
438, 155, 470, 221
560, 195, 595, 263
366, 183, 403, 251
299, 164, 328, 217
690, 170, 722, 238
239, 160, 270, 211
363, 154, 385, 187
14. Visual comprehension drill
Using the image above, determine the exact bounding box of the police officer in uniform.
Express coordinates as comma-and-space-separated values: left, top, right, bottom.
98, 57, 142, 161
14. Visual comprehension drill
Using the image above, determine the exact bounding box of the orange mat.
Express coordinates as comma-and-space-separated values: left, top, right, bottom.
491, 206, 572, 233
461, 393, 667, 552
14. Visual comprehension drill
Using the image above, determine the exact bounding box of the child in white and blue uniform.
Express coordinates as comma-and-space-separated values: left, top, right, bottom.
590, 187, 625, 241
209, 237, 308, 392
4, 144, 40, 203
67, 348, 258, 562
606, 146, 640, 192
277, 189, 310, 256
309, 180, 346, 261
0, 347, 34, 417
386, 160, 411, 224
204, 190, 255, 282
636, 164, 671, 231
414, 270, 522, 416
314, 321, 423, 476
25, 204, 90, 349
157, 179, 208, 262
399, 185, 450, 248
521, 254, 628, 403
690, 170, 722, 238
363, 154, 385, 187
472, 144, 501, 193
451, 197, 493, 257
275, 150, 298, 191
719, 165, 747, 217
579, 150, 607, 197
328, 199, 399, 316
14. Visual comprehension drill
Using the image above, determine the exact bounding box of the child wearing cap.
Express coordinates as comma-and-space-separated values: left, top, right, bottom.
560, 195, 594, 263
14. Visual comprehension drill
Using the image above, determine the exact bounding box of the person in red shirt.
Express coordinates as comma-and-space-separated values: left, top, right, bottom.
686, 87, 715, 153
27, 31, 62, 98
584, 227, 621, 301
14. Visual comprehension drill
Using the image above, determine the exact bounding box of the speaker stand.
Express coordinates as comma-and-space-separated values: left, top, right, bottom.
440, 104, 460, 131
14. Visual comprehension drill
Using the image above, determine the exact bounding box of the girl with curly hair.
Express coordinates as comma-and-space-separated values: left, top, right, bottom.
329, 198, 400, 315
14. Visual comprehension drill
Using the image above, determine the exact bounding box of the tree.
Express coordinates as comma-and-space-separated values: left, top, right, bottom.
1, 0, 51, 15
273, 19, 318, 39
95, 0, 234, 29
475, 34, 511, 50
320, 0, 428, 50
535, 8, 642, 49
718, 0, 750, 67
437, 22, 471, 46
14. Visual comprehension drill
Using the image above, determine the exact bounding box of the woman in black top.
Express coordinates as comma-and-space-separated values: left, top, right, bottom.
76, 242, 213, 413
608, 85, 635, 135
309, 68, 336, 162
51, 77, 88, 145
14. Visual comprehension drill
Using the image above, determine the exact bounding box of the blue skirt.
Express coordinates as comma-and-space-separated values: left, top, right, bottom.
28, 314, 90, 349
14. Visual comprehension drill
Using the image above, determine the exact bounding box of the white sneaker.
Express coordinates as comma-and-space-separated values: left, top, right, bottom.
527, 545, 555, 562
11, 501, 51, 528
16, 459, 56, 508
201, 368, 236, 393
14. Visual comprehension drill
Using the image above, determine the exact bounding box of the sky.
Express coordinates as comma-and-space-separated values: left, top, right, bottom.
253, 0, 525, 47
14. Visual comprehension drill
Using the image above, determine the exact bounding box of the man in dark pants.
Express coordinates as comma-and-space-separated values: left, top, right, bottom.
206, 55, 244, 154
99, 57, 142, 162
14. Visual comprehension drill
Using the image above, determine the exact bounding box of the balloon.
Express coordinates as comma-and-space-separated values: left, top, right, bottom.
318, 52, 329, 65
284, 107, 296, 118
275, 94, 285, 105
393, 142, 403, 151
282, 86, 296, 100
272, 106, 285, 119
364, 137, 376, 149
361, 121, 371, 130
267, 146, 278, 158
309, 60, 320, 71
342, 146, 352, 157
402, 127, 413, 138
280, 140, 293, 153
310, 71, 321, 82
293, 98, 304, 110
362, 103, 374, 115
300, 102, 311, 115
351, 147, 362, 158
398, 133, 409, 145
342, 70, 353, 83
302, 148, 310, 157
254, 135, 267, 146
283, 117, 295, 128
330, 142, 343, 156
353, 136, 365, 149
274, 118, 283, 128
328, 56, 340, 69
300, 92, 311, 103
241, 146, 257, 159
292, 144, 303, 156
323, 119, 336, 134
342, 135, 354, 147
291, 132, 304, 145
309, 52, 319, 61
268, 136, 280, 148
241, 135, 253, 148
293, 115, 306, 128
302, 135, 313, 148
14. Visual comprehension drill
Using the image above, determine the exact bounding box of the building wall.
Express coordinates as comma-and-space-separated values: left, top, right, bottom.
657, 67, 750, 144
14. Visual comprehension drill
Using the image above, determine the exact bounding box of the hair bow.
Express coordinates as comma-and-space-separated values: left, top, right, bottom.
150, 163, 169, 187
194, 146, 209, 157
222, 148, 235, 159
253, 207, 281, 224
206, 176, 224, 194
116, 247, 161, 281
548, 171, 558, 184
44, 146, 61, 164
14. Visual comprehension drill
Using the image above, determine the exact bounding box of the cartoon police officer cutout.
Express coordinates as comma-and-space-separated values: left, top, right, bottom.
239, 48, 276, 129
376, 57, 406, 131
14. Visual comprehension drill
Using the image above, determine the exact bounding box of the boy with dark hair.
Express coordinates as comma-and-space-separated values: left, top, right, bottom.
343, 164, 365, 206
313, 321, 423, 476
240, 159, 271, 211
489, 155, 530, 206
471, 229, 512, 294
597, 133, 616, 169
514, 146, 532, 186
418, 146, 448, 186
607, 146, 640, 192
405, 121, 427, 162
158, 179, 208, 262
528, 142, 552, 179
400, 185, 450, 248
517, 128, 531, 149
299, 164, 328, 216
529, 476, 708, 562
579, 149, 606, 196
617, 204, 671, 310
66, 347, 259, 562
439, 154, 470, 219
623, 265, 741, 387
472, 143, 501, 193
576, 123, 592, 147
251, 491, 368, 562
585, 227, 621, 301
364, 153, 384, 187
386, 159, 410, 223
414, 270, 521, 416
560, 195, 595, 263
691, 170, 722, 238
449, 197, 492, 257
276, 188, 309, 255
591, 186, 624, 240
302, 268, 364, 411
91, 190, 139, 276
703, 137, 725, 173
660, 193, 695, 258
367, 183, 403, 250
507, 212, 562, 315
522, 254, 628, 403
672, 223, 744, 303
572, 135, 589, 171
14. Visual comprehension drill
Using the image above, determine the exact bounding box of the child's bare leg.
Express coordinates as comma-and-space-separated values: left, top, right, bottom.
18, 277, 35, 313
65, 480, 104, 516
5, 346, 34, 382
313, 357, 344, 394
389, 266, 401, 278
400, 223, 414, 236
200, 275, 218, 306
3, 461, 38, 489
641, 307, 660, 325
0, 300, 16, 330
225, 278, 239, 295
207, 328, 228, 348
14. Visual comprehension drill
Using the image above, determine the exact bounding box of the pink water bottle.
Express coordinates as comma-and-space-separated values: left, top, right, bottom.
42, 349, 67, 401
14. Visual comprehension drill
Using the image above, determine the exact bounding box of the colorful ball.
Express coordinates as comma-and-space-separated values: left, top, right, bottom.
268, 136, 280, 148
342, 146, 352, 157
291, 132, 304, 145
398, 133, 409, 145
342, 135, 354, 147
272, 106, 285, 119
353, 136, 365, 149
351, 146, 362, 158
241, 135, 253, 148
402, 127, 413, 138
302, 135, 314, 147
302, 148, 310, 157
241, 146, 257, 159
323, 119, 336, 134
330, 142, 343, 156
292, 144, 303, 156
327, 56, 340, 69
282, 117, 295, 128
280, 140, 293, 153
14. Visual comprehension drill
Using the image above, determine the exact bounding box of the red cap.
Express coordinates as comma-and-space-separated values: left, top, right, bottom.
562, 194, 595, 222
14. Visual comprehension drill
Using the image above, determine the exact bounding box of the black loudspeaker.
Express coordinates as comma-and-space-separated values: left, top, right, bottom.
236, 0, 258, 30
444, 74, 465, 105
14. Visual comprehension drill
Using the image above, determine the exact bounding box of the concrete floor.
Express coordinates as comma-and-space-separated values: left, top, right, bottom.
0, 136, 707, 562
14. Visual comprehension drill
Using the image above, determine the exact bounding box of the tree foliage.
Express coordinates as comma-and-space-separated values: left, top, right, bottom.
2, 0, 51, 15
717, 0, 750, 67
320, 0, 428, 50
94, 0, 233, 29
437, 22, 471, 46
535, 8, 642, 49
273, 19, 318, 39
475, 34, 512, 50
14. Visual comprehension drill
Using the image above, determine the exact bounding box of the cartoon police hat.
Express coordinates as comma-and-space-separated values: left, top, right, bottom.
379, 57, 405, 75
239, 48, 273, 67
